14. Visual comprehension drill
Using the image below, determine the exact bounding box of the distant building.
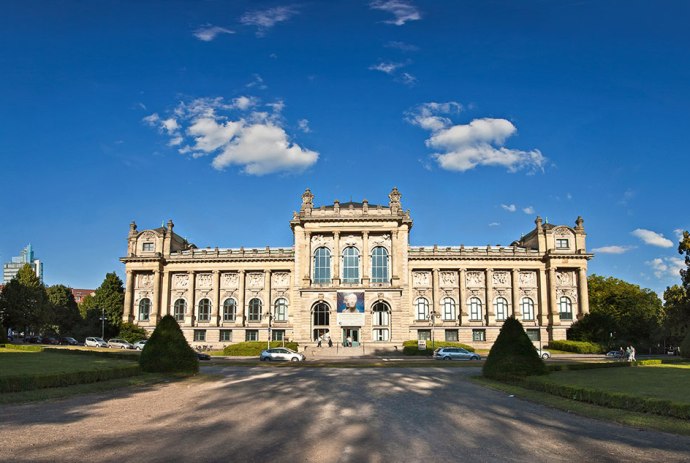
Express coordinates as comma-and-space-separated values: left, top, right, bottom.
71, 288, 96, 304
3, 244, 43, 284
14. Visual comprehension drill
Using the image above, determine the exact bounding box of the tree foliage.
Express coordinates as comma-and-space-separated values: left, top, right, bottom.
46, 285, 82, 335
118, 322, 148, 343
483, 317, 547, 379
91, 272, 125, 338
568, 274, 663, 347
679, 230, 690, 292
680, 330, 690, 359
0, 264, 49, 334
661, 285, 690, 345
139, 315, 198, 374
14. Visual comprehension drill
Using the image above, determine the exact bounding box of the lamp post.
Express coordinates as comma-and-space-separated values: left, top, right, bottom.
265, 312, 273, 349
99, 308, 106, 339
535, 320, 542, 354
427, 310, 439, 350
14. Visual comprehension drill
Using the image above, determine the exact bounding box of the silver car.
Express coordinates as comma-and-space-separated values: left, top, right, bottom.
433, 347, 481, 361
107, 338, 134, 349
133, 340, 147, 350
85, 337, 108, 348
537, 348, 551, 359
259, 347, 305, 362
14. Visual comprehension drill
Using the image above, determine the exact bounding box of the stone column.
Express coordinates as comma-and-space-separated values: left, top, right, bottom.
123, 270, 134, 323
333, 231, 340, 284
361, 231, 369, 284
578, 267, 590, 318
238, 270, 246, 326
538, 269, 549, 325
548, 267, 561, 325
151, 269, 161, 324
459, 268, 467, 324
303, 231, 312, 287
485, 268, 493, 325
432, 268, 440, 316
265, 269, 272, 320
160, 270, 171, 318
185, 271, 196, 326
511, 269, 520, 320
212, 270, 221, 326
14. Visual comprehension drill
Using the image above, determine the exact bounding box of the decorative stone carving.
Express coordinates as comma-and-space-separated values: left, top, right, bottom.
519, 271, 536, 287
137, 274, 153, 289
557, 288, 578, 302
172, 273, 189, 289
440, 271, 457, 286
556, 270, 574, 287
221, 272, 239, 289
196, 273, 212, 289
495, 289, 507, 298
343, 234, 359, 247
466, 271, 485, 287
413, 271, 431, 287
311, 234, 333, 250
370, 234, 391, 250
272, 272, 290, 287
492, 271, 510, 287
521, 289, 535, 299
247, 272, 264, 288
554, 226, 572, 237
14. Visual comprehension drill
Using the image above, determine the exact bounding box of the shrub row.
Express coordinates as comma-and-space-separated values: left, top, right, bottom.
43, 347, 140, 361
0, 364, 142, 393
401, 340, 475, 356
512, 375, 690, 420
223, 341, 300, 356
547, 340, 603, 354
1, 344, 44, 352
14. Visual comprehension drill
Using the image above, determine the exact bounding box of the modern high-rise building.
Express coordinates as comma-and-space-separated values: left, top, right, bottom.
3, 244, 44, 284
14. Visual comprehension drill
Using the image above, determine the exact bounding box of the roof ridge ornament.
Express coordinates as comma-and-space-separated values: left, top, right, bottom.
389, 186, 401, 214
301, 188, 314, 215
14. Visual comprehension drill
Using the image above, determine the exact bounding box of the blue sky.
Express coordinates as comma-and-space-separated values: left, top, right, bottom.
1, 0, 688, 296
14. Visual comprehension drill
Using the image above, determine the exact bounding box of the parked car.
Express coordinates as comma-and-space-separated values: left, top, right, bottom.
42, 336, 60, 345
85, 337, 108, 348
107, 338, 134, 349
60, 337, 80, 346
196, 352, 212, 361
536, 348, 551, 359
259, 347, 306, 362
606, 350, 625, 359
432, 347, 481, 361
132, 340, 147, 350
24, 335, 42, 344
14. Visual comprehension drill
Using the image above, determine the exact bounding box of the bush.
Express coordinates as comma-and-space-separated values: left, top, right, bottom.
401, 340, 475, 356
139, 315, 198, 374
0, 364, 141, 393
118, 322, 149, 343
547, 340, 603, 354
0, 323, 8, 344
680, 331, 690, 359
223, 341, 300, 356
3, 344, 43, 352
483, 317, 547, 379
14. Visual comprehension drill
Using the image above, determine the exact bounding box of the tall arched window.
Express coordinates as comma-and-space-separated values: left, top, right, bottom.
223, 298, 236, 322
559, 296, 573, 320
313, 302, 330, 326
274, 298, 288, 322
521, 297, 535, 321
469, 297, 482, 321
415, 297, 429, 321
372, 301, 390, 326
197, 298, 211, 322
248, 298, 262, 322
342, 246, 360, 284
313, 247, 331, 284
442, 297, 456, 321
494, 297, 508, 321
371, 247, 389, 283
139, 298, 151, 321
173, 299, 186, 322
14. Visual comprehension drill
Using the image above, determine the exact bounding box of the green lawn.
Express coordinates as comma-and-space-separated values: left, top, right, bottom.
530, 363, 690, 404
0, 349, 136, 377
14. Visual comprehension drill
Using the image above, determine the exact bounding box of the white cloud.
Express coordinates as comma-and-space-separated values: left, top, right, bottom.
240, 6, 298, 36
193, 25, 234, 41
631, 229, 674, 248
385, 41, 419, 51
408, 103, 544, 173
591, 245, 635, 254
522, 206, 535, 214
501, 204, 516, 213
399, 72, 417, 86
369, 61, 405, 74
488, 222, 500, 227
370, 0, 421, 26
246, 74, 267, 89
674, 229, 686, 241
144, 96, 318, 175
647, 257, 684, 279
298, 119, 311, 133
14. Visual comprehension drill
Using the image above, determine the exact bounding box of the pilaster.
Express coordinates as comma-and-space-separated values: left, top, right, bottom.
333, 231, 340, 284
511, 268, 520, 321
485, 268, 494, 325
361, 231, 370, 284
578, 267, 590, 318
151, 269, 161, 324
185, 270, 195, 326
212, 270, 221, 326
123, 270, 134, 323
548, 267, 561, 325
238, 270, 246, 326
459, 268, 467, 324
538, 269, 548, 325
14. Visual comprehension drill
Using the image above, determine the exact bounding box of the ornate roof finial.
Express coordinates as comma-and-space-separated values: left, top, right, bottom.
575, 216, 584, 231
129, 221, 138, 237
167, 219, 174, 232
301, 188, 314, 215
389, 187, 401, 213
535, 216, 543, 230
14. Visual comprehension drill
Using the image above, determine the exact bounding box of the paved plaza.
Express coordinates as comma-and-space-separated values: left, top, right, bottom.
2, 366, 689, 462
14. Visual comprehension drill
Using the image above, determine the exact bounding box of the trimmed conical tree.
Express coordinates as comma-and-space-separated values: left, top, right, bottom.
0, 322, 8, 344
483, 316, 548, 380
139, 315, 199, 374
680, 331, 690, 359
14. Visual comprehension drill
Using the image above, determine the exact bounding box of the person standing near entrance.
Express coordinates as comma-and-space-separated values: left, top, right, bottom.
346, 335, 353, 347
628, 344, 636, 362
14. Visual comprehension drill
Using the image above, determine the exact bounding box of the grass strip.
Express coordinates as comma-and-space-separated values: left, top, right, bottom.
472, 376, 690, 437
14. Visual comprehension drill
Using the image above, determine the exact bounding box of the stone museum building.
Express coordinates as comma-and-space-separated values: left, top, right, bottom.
121, 188, 592, 349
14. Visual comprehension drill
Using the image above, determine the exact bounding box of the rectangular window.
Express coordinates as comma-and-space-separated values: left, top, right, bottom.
372, 328, 389, 341
445, 329, 459, 342
526, 329, 541, 342
417, 329, 431, 341
556, 239, 569, 249
472, 329, 486, 342
245, 330, 258, 341
220, 330, 232, 342
193, 330, 206, 342
142, 242, 154, 252
272, 330, 285, 341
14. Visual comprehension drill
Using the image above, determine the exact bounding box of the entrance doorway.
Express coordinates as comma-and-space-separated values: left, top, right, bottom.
342, 328, 360, 347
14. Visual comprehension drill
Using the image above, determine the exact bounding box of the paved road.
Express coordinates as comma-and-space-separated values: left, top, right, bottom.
2, 366, 689, 462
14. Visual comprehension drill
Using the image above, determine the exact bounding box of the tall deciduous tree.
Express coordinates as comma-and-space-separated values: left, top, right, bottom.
92, 272, 125, 338
679, 230, 690, 292
46, 285, 82, 335
0, 264, 49, 334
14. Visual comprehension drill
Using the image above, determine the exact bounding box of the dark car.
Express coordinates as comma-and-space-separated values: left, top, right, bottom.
42, 336, 60, 345
196, 352, 211, 361
60, 337, 80, 346
24, 335, 42, 344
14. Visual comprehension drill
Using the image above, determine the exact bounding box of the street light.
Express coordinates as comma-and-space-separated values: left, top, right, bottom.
427, 310, 440, 350
265, 312, 273, 349
97, 307, 106, 339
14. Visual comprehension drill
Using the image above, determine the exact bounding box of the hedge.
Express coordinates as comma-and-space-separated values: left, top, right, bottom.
401, 340, 475, 356
43, 347, 140, 361
0, 364, 142, 393
223, 341, 300, 356
1, 344, 43, 352
547, 340, 603, 354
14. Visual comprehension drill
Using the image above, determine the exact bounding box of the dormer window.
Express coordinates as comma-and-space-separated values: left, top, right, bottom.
142, 242, 154, 252
556, 239, 569, 249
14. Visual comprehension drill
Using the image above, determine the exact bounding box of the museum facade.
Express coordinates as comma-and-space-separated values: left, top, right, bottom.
121, 188, 592, 349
